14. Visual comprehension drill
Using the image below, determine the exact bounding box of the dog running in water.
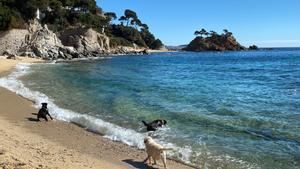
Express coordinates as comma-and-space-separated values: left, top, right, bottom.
142, 119, 167, 131
37, 103, 53, 121
144, 136, 173, 169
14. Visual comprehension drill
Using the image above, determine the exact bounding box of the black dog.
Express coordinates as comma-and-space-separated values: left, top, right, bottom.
142, 119, 167, 131
37, 103, 53, 121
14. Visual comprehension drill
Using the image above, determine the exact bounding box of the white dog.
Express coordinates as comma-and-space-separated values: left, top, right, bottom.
144, 136, 173, 169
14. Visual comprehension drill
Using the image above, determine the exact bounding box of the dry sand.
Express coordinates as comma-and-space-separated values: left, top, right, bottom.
0, 57, 193, 169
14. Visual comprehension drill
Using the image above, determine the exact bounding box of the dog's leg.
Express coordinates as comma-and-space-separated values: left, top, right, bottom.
161, 152, 167, 169
147, 155, 152, 165
37, 113, 41, 121
142, 120, 149, 126
153, 158, 157, 165
143, 156, 148, 163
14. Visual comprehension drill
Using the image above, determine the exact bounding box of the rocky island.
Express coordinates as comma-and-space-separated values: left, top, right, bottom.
183, 28, 246, 52
0, 0, 164, 60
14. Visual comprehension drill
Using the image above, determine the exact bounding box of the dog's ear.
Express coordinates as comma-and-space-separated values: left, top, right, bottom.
144, 137, 152, 144
144, 138, 149, 144
163, 120, 167, 125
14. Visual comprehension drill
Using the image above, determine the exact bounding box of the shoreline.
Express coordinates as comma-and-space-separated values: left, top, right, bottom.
0, 56, 44, 76
0, 57, 193, 169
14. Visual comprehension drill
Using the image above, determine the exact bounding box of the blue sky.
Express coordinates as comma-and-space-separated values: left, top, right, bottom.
97, 0, 300, 47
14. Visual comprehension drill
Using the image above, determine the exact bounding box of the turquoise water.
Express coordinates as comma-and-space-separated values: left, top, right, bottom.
21, 49, 299, 168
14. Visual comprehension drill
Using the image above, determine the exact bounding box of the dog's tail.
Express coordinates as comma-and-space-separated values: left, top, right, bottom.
160, 148, 173, 151
142, 120, 149, 126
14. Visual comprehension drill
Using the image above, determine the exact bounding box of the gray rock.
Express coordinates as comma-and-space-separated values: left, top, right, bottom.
0, 18, 146, 60
21, 51, 36, 57
3, 50, 16, 59
64, 53, 73, 60
58, 51, 65, 59
19, 19, 64, 59
0, 29, 28, 55
65, 46, 76, 54
59, 27, 110, 55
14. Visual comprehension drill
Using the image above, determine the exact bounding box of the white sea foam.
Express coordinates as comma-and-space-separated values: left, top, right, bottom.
0, 63, 193, 154
55, 56, 114, 63
0, 63, 145, 148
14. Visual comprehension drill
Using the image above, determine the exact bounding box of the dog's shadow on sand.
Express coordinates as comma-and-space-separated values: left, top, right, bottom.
26, 113, 39, 122
26, 117, 39, 122
122, 159, 158, 169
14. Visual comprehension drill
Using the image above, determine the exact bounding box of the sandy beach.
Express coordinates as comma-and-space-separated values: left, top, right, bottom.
0, 57, 193, 169
0, 56, 44, 76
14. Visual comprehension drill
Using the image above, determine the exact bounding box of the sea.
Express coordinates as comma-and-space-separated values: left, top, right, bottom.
0, 48, 299, 169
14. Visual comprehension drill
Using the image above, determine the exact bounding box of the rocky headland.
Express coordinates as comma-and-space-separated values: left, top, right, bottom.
0, 0, 164, 60
0, 19, 151, 60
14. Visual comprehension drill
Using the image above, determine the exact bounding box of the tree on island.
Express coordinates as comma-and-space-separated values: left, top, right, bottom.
223, 29, 229, 34
223, 29, 233, 37
118, 16, 126, 25
194, 28, 207, 38
141, 23, 149, 30
209, 30, 218, 36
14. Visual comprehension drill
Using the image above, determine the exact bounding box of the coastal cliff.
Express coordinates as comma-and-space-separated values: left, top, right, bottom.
19, 19, 65, 59
59, 27, 110, 54
0, 29, 29, 56
183, 29, 246, 51
0, 20, 151, 59
0, 0, 164, 59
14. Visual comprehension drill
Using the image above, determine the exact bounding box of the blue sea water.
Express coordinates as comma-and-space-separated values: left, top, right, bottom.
12, 49, 300, 168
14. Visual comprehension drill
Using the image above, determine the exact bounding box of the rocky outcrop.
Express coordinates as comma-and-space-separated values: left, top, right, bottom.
183, 34, 246, 52
0, 29, 29, 56
249, 45, 259, 50
0, 20, 150, 60
59, 27, 110, 56
18, 19, 67, 59
110, 46, 150, 55
59, 27, 152, 55
16, 20, 112, 59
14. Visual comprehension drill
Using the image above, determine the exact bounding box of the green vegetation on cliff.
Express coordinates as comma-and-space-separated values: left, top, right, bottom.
183, 28, 245, 51
0, 0, 163, 49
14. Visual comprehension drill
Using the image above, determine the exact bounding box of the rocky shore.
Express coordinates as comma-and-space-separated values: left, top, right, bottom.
0, 19, 150, 60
